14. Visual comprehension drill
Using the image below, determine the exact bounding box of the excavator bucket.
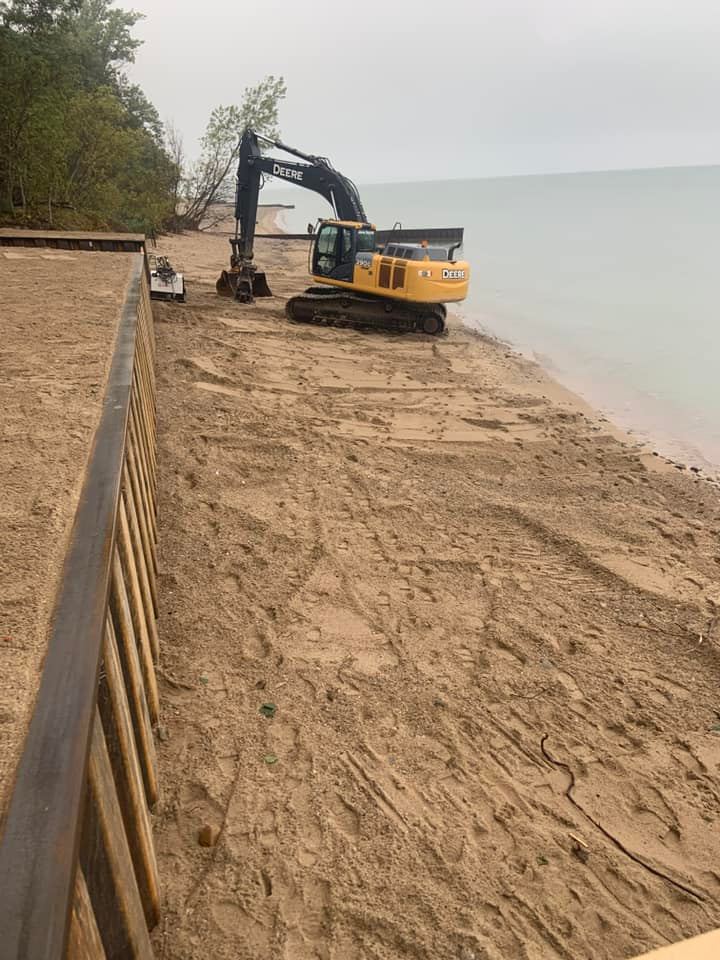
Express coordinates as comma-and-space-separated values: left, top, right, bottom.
215, 269, 272, 302
252, 272, 272, 298
216, 270, 236, 298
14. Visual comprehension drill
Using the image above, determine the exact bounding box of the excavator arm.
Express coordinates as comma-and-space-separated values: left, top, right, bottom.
218, 128, 369, 300
233, 129, 367, 261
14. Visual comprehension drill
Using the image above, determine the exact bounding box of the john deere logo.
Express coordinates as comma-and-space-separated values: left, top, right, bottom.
272, 163, 304, 182
442, 269, 465, 280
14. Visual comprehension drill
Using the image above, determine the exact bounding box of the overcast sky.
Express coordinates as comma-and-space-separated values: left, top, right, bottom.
129, 0, 720, 183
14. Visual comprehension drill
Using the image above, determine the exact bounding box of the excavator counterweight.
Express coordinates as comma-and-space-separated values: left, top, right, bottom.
217, 129, 470, 335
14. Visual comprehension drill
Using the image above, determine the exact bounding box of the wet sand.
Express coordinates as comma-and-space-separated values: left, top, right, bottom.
149, 211, 720, 959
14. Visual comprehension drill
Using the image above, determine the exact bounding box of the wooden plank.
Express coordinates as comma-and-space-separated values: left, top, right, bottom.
126, 415, 156, 574
132, 371, 154, 477
139, 311, 156, 400
134, 329, 156, 443
132, 351, 155, 449
0, 228, 145, 242
135, 282, 157, 515
125, 419, 157, 586
0, 256, 145, 960
140, 338, 157, 431
79, 712, 154, 960
98, 618, 160, 928
131, 360, 152, 452
136, 294, 156, 406
129, 396, 156, 545
131, 386, 156, 507
122, 466, 159, 635
109, 546, 159, 801
115, 502, 160, 725
66, 869, 106, 960
0, 232, 146, 253
133, 358, 156, 467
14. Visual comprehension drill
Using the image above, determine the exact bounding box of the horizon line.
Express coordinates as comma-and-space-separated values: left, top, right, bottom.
265, 160, 719, 190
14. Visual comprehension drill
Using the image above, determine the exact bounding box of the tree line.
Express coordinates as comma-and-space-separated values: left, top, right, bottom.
0, 0, 286, 232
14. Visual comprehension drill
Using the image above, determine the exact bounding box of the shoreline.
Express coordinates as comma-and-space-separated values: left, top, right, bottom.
462, 314, 720, 483
271, 204, 720, 484
475, 316, 720, 478
263, 191, 720, 479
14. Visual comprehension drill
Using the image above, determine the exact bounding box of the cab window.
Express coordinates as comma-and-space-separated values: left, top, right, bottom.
317, 225, 338, 256
357, 229, 375, 252
315, 225, 338, 276
314, 224, 357, 281
341, 228, 354, 261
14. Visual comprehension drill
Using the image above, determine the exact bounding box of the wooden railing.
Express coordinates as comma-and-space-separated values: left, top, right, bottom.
0, 228, 146, 253
0, 254, 160, 960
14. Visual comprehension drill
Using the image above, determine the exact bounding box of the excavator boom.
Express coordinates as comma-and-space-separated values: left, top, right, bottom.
217, 128, 370, 301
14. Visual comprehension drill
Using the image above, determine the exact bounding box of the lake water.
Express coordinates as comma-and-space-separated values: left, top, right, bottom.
262, 166, 720, 470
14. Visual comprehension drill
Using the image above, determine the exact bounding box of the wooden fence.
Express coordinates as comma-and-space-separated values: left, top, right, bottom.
0, 252, 160, 960
0, 228, 146, 253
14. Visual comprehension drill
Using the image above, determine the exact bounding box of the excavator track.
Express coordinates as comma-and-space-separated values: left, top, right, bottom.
285, 288, 447, 335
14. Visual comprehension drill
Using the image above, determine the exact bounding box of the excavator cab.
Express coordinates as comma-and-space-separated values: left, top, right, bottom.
311, 221, 376, 282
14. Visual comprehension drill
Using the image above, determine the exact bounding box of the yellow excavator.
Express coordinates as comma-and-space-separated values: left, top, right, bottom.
216, 130, 470, 335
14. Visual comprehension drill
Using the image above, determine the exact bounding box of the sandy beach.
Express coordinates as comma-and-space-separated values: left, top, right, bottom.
148, 210, 720, 959
0, 249, 133, 815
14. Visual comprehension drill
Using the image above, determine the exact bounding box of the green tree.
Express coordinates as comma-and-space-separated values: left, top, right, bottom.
0, 0, 175, 229
175, 75, 287, 230
239, 74, 286, 141
68, 0, 142, 88
0, 1, 73, 212
0, 0, 80, 33
116, 78, 164, 140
